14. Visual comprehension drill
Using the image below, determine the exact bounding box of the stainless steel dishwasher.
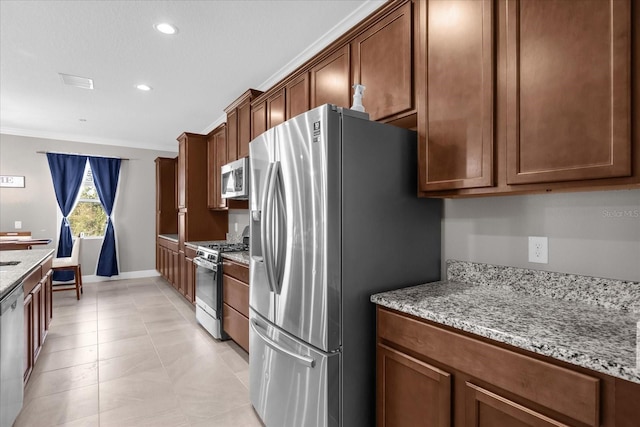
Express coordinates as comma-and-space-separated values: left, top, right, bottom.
1, 283, 24, 427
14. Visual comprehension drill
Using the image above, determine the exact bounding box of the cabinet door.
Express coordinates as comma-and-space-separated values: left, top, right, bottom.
251, 100, 267, 141
267, 88, 286, 129
23, 292, 33, 382
172, 250, 180, 290
377, 344, 451, 427
465, 383, 569, 427
160, 246, 167, 279
237, 99, 252, 159
156, 157, 177, 235
286, 72, 310, 119
351, 1, 414, 121
179, 253, 186, 296
227, 109, 238, 162
44, 270, 53, 330
214, 131, 228, 209
185, 256, 195, 303
310, 45, 351, 109
418, 0, 494, 191
506, 0, 631, 184
207, 136, 216, 209
31, 282, 43, 361
177, 140, 186, 209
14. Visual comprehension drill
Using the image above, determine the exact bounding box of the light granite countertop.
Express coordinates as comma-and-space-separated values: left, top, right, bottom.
0, 249, 56, 300
371, 260, 640, 384
158, 234, 178, 242
221, 251, 250, 266
184, 240, 227, 250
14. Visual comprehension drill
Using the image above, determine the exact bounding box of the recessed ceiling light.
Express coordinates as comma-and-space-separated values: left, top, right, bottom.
154, 23, 178, 35
136, 84, 152, 91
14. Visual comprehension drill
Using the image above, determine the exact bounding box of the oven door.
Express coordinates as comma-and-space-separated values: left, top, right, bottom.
193, 257, 220, 319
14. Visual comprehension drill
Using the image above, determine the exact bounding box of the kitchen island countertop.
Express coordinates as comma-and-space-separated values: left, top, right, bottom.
372, 260, 640, 384
0, 249, 55, 300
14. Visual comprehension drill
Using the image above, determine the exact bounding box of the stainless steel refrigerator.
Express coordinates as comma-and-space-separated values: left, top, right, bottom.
249, 104, 441, 427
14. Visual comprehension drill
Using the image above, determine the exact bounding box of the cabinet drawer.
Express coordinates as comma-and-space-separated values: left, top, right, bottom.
223, 274, 249, 317
222, 259, 249, 283
378, 307, 600, 426
223, 303, 249, 352
185, 246, 197, 259
41, 256, 53, 273
23, 266, 42, 295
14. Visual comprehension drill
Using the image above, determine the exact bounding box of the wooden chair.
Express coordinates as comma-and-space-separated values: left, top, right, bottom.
52, 236, 83, 300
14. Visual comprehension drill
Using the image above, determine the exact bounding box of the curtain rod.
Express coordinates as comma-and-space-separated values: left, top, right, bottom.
36, 150, 131, 160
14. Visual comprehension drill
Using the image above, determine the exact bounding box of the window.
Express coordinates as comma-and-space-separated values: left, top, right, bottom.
68, 164, 107, 237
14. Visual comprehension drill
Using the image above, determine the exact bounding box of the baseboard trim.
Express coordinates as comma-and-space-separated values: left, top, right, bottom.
82, 270, 160, 283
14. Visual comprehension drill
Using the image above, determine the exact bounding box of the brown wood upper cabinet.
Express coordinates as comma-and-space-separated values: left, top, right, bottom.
417, 0, 635, 197
351, 1, 415, 122
225, 89, 262, 162
310, 45, 351, 110
207, 123, 227, 210
251, 87, 286, 140
418, 0, 495, 192
155, 157, 177, 236
505, 0, 631, 184
286, 72, 310, 120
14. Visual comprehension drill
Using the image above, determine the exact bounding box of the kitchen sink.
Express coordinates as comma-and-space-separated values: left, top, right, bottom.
0, 261, 20, 266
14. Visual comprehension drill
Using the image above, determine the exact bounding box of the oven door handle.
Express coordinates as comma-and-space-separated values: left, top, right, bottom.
193, 257, 216, 271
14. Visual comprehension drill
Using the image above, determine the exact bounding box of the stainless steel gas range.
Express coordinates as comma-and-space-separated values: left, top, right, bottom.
193, 241, 248, 339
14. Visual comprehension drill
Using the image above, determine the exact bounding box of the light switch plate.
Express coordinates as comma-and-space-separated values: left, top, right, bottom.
528, 236, 548, 264
14, 221, 22, 229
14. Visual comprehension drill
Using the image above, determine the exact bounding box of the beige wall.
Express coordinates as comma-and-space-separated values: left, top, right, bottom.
442, 189, 640, 282
0, 133, 176, 276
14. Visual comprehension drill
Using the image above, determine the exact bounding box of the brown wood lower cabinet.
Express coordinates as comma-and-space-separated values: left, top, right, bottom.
222, 258, 249, 352
377, 344, 450, 427
377, 306, 640, 427
23, 255, 53, 383
157, 236, 180, 292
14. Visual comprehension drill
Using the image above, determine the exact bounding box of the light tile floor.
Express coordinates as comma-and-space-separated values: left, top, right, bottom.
15, 276, 264, 427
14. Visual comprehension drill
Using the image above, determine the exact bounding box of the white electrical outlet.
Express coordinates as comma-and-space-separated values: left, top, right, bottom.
528, 236, 548, 264
14, 221, 22, 229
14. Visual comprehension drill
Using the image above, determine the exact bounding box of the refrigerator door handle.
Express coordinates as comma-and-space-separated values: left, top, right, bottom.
250, 319, 316, 368
262, 162, 278, 294
273, 164, 287, 294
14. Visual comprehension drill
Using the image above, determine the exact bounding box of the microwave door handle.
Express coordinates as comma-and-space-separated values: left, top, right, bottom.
250, 319, 315, 368
261, 162, 278, 294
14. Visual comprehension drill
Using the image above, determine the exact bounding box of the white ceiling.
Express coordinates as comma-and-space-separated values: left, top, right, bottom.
0, 0, 385, 153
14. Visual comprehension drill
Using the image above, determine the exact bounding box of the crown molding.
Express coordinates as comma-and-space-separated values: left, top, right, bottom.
201, 0, 386, 135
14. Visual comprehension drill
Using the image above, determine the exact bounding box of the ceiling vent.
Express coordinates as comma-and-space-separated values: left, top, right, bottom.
59, 73, 94, 90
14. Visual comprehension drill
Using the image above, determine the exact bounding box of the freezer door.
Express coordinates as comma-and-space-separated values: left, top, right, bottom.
271, 105, 342, 352
249, 128, 276, 321
249, 310, 340, 427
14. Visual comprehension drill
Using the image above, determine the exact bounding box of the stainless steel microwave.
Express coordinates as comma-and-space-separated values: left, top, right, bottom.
221, 157, 249, 199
